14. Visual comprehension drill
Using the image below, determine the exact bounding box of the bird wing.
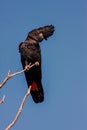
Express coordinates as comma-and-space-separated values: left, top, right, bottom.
24, 65, 44, 103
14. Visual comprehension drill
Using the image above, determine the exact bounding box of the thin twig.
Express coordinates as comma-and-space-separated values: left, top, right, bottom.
0, 95, 5, 104
0, 62, 39, 88
5, 86, 31, 130
0, 61, 39, 129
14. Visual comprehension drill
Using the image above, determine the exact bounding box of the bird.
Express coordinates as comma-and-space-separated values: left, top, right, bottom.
19, 25, 55, 103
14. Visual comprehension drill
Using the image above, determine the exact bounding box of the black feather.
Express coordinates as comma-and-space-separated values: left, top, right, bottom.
19, 25, 55, 103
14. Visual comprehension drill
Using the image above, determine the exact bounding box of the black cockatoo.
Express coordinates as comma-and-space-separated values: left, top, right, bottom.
19, 25, 55, 103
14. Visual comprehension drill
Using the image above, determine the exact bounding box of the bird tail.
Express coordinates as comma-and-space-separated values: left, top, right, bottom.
30, 81, 44, 103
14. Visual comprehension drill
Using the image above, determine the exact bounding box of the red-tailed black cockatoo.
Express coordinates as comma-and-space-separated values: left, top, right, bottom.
19, 25, 55, 103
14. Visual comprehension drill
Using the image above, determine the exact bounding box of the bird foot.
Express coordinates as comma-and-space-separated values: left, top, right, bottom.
25, 62, 39, 72
35, 61, 39, 66
25, 65, 30, 71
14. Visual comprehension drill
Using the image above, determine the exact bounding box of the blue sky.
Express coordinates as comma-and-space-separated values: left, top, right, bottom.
0, 0, 87, 130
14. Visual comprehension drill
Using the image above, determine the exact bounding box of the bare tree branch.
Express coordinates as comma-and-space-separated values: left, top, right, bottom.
0, 61, 39, 88
0, 61, 39, 129
5, 86, 31, 130
0, 95, 5, 104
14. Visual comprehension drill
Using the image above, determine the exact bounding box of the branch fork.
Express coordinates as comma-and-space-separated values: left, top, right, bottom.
0, 61, 39, 88
0, 61, 39, 130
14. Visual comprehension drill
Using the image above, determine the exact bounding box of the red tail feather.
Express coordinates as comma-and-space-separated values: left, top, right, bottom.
31, 81, 39, 91
30, 81, 44, 103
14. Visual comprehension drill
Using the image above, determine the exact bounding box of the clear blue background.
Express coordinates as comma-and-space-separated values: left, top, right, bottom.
0, 0, 87, 130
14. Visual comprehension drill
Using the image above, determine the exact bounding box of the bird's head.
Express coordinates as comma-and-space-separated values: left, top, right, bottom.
26, 25, 55, 43
26, 29, 44, 43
